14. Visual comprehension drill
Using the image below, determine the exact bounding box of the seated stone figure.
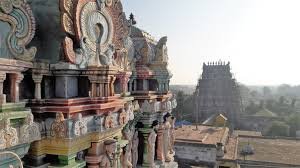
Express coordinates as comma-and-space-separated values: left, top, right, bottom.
99, 44, 117, 66
0, 119, 18, 148
50, 112, 66, 138
99, 139, 117, 168
74, 113, 88, 136
20, 113, 41, 143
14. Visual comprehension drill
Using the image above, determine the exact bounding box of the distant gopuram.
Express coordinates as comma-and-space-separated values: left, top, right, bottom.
194, 61, 243, 129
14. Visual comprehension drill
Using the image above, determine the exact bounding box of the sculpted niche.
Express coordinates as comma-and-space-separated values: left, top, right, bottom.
60, 0, 129, 69
0, 0, 37, 61
20, 113, 41, 143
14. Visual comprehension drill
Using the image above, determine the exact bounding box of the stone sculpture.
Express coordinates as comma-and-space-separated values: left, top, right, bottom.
170, 117, 176, 154
50, 112, 66, 138
0, 119, 18, 148
74, 113, 88, 136
163, 113, 172, 162
119, 109, 128, 125
131, 131, 139, 168
122, 144, 133, 168
99, 139, 117, 168
104, 113, 114, 129
20, 113, 41, 143
0, 0, 37, 61
148, 121, 159, 167
126, 102, 135, 121
155, 36, 168, 63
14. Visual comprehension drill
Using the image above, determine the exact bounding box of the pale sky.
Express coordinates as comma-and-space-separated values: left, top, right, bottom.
123, 0, 300, 86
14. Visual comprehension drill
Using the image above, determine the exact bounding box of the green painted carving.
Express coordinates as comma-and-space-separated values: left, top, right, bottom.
0, 0, 36, 61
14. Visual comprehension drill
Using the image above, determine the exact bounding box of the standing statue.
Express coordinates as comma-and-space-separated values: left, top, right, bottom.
122, 144, 133, 168
169, 117, 176, 154
122, 128, 134, 168
99, 139, 117, 168
20, 113, 41, 143
131, 131, 139, 168
50, 112, 66, 138
163, 113, 172, 162
148, 121, 159, 167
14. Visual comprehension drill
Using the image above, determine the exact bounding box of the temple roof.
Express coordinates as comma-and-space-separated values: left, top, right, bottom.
175, 125, 229, 145
237, 136, 300, 165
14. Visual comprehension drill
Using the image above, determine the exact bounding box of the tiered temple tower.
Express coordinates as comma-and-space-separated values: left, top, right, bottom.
0, 0, 177, 167
194, 61, 243, 129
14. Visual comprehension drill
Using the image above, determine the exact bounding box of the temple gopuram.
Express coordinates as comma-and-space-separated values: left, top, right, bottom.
0, 0, 177, 167
194, 61, 243, 129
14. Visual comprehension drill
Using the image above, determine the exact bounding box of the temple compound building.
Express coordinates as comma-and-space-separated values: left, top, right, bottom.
174, 125, 300, 168
194, 62, 243, 129
0, 0, 177, 167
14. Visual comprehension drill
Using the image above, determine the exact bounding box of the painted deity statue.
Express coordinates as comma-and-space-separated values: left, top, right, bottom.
148, 121, 159, 167
170, 117, 176, 154
74, 113, 88, 136
99, 139, 117, 168
51, 112, 66, 138
1, 119, 18, 148
122, 129, 133, 168
122, 144, 133, 168
131, 131, 139, 168
20, 113, 41, 143
119, 109, 129, 125
163, 113, 172, 162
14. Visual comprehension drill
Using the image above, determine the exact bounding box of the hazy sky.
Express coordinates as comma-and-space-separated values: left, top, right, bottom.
123, 0, 300, 86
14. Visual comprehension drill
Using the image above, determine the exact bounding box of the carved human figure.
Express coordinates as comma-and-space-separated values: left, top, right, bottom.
122, 144, 133, 168
99, 139, 117, 168
148, 121, 159, 167
163, 113, 172, 162
119, 109, 128, 125
169, 117, 176, 154
131, 131, 139, 168
74, 113, 88, 136
103, 44, 117, 66
104, 113, 114, 129
126, 102, 134, 121
2, 119, 18, 148
51, 112, 66, 138
20, 113, 41, 143
122, 129, 133, 168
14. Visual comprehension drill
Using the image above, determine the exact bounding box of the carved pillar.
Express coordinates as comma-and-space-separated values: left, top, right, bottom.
32, 74, 43, 100
143, 79, 148, 91
111, 76, 116, 96
88, 76, 97, 98
11, 73, 23, 103
133, 80, 137, 91
139, 127, 153, 168
0, 73, 6, 104
128, 79, 133, 92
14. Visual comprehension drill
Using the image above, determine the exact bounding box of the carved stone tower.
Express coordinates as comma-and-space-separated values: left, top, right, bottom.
194, 61, 243, 129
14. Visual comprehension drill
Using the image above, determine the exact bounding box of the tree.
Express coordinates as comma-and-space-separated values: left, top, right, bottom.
263, 86, 272, 98
267, 121, 290, 137
174, 91, 185, 120
286, 114, 300, 137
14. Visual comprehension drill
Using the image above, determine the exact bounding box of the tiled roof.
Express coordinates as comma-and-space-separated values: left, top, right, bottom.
175, 125, 229, 145
222, 136, 238, 160
237, 137, 300, 165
